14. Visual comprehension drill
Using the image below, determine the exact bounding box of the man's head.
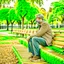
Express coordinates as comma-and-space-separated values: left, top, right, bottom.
36, 14, 44, 24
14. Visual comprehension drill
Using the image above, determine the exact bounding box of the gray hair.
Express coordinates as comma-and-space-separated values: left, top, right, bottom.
36, 14, 44, 20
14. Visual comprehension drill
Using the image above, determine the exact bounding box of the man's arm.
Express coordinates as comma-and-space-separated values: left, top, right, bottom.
30, 23, 48, 37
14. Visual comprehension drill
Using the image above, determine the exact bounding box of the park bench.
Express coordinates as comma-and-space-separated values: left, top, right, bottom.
13, 29, 37, 37
52, 33, 64, 48
13, 29, 64, 35
14, 29, 64, 64
13, 29, 64, 48
39, 32, 64, 64
19, 32, 64, 64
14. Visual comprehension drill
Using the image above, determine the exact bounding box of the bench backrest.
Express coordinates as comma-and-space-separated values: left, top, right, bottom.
52, 33, 64, 48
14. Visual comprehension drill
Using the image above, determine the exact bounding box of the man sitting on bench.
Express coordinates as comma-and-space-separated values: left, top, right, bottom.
27, 14, 52, 61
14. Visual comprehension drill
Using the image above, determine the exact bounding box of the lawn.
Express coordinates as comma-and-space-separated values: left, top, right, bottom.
0, 36, 18, 41
52, 28, 64, 30
0, 36, 19, 44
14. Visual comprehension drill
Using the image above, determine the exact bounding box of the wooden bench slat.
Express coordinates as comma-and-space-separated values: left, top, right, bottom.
53, 45, 64, 48
54, 37, 64, 41
52, 30, 64, 33
55, 34, 64, 37
52, 41, 64, 46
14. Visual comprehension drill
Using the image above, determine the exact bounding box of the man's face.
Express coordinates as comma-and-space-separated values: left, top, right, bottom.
36, 17, 42, 24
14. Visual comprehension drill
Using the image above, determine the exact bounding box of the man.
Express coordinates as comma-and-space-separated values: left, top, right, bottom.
27, 14, 52, 61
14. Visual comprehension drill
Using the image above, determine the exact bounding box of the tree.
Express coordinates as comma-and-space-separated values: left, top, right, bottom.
48, 0, 64, 24
15, 14, 21, 29
48, 13, 56, 25
27, 0, 43, 6
0, 8, 10, 30
0, 0, 10, 8
16, 0, 31, 29
8, 8, 16, 32
60, 0, 64, 4
26, 7, 38, 27
0, 0, 15, 8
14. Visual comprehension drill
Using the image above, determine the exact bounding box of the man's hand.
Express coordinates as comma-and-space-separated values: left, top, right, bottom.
27, 36, 31, 42
27, 34, 35, 42
30, 33, 35, 37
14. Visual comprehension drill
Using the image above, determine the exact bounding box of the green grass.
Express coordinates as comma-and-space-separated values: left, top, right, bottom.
26, 28, 64, 30
0, 36, 19, 44
0, 42, 11, 44
0, 29, 9, 32
14, 28, 64, 30
0, 36, 18, 41
52, 28, 64, 30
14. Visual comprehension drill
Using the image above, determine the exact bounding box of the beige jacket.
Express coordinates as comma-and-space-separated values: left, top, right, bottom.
30, 22, 52, 46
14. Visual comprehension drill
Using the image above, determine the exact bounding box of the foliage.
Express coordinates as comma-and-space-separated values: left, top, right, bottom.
26, 7, 38, 23
48, 13, 55, 23
26, 0, 43, 6
51, 2, 64, 15
0, 8, 9, 21
0, 0, 11, 8
0, 0, 39, 29
48, 0, 64, 24
8, 8, 16, 23
16, 0, 38, 28
17, 0, 31, 18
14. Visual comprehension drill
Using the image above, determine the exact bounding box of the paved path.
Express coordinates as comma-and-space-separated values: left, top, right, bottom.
14, 44, 48, 64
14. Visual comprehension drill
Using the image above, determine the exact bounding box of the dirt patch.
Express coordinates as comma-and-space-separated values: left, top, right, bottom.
0, 45, 18, 64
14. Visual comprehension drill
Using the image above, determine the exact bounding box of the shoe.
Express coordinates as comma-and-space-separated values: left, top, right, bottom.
33, 55, 40, 60
31, 55, 40, 62
28, 55, 33, 59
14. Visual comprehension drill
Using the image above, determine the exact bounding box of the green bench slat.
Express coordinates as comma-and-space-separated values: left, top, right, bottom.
12, 46, 23, 64
40, 49, 64, 64
19, 39, 64, 64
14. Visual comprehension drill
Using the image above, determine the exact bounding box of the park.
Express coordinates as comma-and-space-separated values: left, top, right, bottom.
0, 0, 64, 64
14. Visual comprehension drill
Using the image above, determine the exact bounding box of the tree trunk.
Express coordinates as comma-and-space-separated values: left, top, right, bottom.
62, 18, 64, 24
0, 24, 1, 29
7, 20, 9, 31
18, 20, 21, 29
11, 23, 13, 32
30, 20, 33, 28
0, 3, 1, 8
22, 17, 24, 29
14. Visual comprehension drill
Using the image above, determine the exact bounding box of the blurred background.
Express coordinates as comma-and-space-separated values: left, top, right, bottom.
0, 0, 64, 31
